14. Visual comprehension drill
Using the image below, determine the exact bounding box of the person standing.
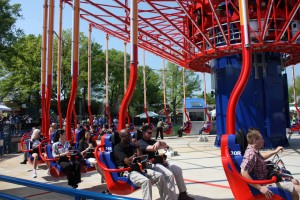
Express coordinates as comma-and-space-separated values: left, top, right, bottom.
156, 119, 164, 140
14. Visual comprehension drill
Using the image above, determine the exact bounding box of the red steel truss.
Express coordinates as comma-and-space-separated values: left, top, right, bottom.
63, 0, 300, 72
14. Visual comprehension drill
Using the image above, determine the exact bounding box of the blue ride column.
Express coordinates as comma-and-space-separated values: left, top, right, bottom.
213, 53, 290, 148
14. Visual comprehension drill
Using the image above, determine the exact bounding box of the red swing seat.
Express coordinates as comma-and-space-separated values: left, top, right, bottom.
202, 121, 212, 133
183, 121, 192, 134
163, 122, 173, 134
221, 132, 292, 200
20, 132, 45, 165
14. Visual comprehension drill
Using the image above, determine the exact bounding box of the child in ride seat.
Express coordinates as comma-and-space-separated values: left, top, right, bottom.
240, 128, 300, 199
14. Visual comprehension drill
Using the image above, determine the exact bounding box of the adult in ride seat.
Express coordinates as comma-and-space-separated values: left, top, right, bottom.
52, 129, 81, 188
30, 128, 43, 178
240, 128, 300, 200
114, 128, 170, 200
138, 125, 194, 200
78, 130, 105, 183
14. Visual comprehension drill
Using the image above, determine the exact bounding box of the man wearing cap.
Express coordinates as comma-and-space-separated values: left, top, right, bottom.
138, 124, 194, 200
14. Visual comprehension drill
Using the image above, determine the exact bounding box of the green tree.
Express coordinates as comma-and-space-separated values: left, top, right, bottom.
163, 62, 202, 124
52, 30, 104, 116
0, 34, 41, 106
197, 92, 215, 105
0, 0, 23, 65
288, 76, 300, 103
130, 65, 163, 115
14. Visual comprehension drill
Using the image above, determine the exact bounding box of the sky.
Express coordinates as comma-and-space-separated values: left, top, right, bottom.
10, 0, 300, 94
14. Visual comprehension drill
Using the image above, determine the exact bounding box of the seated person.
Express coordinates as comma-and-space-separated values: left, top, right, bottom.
90, 125, 99, 141
29, 128, 43, 178
240, 128, 300, 199
52, 129, 81, 188
198, 121, 210, 135
49, 123, 58, 143
138, 125, 194, 200
78, 130, 106, 183
114, 129, 170, 200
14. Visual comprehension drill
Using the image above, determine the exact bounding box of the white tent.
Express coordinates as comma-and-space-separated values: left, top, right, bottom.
135, 111, 159, 119
0, 104, 12, 112
210, 109, 216, 117
290, 106, 300, 112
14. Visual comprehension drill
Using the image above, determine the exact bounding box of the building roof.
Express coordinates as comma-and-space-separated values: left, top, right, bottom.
184, 98, 208, 109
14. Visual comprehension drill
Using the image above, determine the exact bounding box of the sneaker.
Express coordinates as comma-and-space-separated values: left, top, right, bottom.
72, 184, 78, 189
178, 192, 194, 200
20, 160, 27, 164
33, 172, 37, 178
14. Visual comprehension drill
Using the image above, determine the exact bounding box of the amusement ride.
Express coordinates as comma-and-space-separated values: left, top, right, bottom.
19, 0, 300, 199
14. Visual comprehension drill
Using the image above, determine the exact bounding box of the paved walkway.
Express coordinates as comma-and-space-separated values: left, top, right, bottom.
1, 134, 300, 199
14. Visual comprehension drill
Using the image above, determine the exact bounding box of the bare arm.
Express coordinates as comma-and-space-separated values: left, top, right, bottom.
146, 141, 169, 152
261, 146, 283, 160
123, 153, 137, 166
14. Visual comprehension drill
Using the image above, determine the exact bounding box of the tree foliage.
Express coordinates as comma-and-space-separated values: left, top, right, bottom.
0, 0, 23, 64
288, 76, 300, 103
129, 65, 163, 115
0, 34, 41, 105
163, 62, 202, 123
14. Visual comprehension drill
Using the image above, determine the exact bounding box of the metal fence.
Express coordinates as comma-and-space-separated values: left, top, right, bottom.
0, 174, 140, 200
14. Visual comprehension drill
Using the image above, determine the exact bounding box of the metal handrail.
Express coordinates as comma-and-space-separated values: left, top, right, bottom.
0, 174, 140, 200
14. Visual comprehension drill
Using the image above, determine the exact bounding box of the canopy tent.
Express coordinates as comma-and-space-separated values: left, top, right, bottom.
210, 109, 216, 118
0, 104, 12, 112
290, 106, 300, 112
135, 111, 159, 119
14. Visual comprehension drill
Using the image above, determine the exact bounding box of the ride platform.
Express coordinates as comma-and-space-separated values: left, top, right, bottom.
1, 134, 300, 199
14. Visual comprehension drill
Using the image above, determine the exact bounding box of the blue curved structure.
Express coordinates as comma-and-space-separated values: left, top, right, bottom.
213, 53, 290, 148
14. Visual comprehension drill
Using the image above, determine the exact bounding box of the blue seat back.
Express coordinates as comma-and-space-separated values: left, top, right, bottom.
103, 134, 113, 152
100, 151, 137, 189
45, 145, 62, 172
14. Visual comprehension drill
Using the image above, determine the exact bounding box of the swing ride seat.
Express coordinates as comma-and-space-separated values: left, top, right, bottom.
45, 144, 65, 178
95, 134, 138, 195
221, 133, 292, 200
290, 122, 300, 132
50, 130, 57, 143
20, 133, 44, 165
203, 121, 212, 133
26, 140, 44, 165
149, 123, 154, 130
163, 122, 173, 134
129, 123, 135, 133
80, 155, 96, 173
183, 122, 192, 134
